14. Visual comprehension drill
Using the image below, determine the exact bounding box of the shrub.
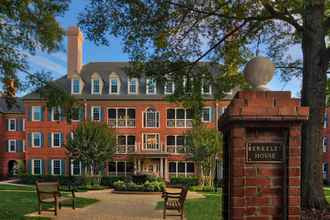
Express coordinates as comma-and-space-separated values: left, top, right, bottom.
190, 185, 216, 192
144, 181, 155, 192
101, 176, 128, 187
132, 174, 161, 184
113, 180, 127, 191
170, 176, 199, 188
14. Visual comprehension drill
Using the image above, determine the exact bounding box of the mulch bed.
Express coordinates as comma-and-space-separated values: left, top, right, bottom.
302, 209, 330, 220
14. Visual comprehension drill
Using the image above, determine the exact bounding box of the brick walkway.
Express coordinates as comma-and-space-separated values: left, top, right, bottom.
25, 189, 205, 220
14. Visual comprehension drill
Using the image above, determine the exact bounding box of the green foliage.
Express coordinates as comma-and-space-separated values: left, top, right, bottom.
65, 122, 116, 175
190, 185, 217, 192
0, 0, 69, 102
112, 180, 165, 192
170, 176, 199, 188
100, 176, 131, 187
185, 125, 222, 186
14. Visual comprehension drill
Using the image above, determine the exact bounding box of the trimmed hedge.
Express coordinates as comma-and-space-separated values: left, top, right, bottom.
170, 176, 199, 188
112, 180, 165, 192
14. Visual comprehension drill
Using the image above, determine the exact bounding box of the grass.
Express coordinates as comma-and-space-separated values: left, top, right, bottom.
156, 191, 220, 220
0, 184, 99, 220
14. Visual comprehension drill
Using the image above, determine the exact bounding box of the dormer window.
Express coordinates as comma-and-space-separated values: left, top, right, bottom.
146, 79, 156, 95
128, 78, 138, 94
164, 81, 175, 95
92, 79, 101, 94
72, 79, 80, 94
202, 82, 212, 95
110, 79, 119, 94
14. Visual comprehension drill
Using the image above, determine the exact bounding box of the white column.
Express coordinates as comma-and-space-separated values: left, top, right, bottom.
134, 159, 137, 175
160, 158, 163, 178
164, 158, 169, 182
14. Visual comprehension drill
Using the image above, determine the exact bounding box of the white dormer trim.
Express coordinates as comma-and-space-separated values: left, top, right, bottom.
164, 81, 175, 95
71, 74, 84, 95
109, 72, 120, 95
201, 81, 212, 95
91, 72, 103, 95
128, 78, 138, 94
146, 79, 157, 95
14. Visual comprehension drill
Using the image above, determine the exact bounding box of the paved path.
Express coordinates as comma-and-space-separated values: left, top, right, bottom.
25, 189, 205, 220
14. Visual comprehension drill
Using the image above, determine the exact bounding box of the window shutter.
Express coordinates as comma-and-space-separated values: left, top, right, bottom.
79, 108, 84, 121
40, 133, 44, 148
28, 133, 32, 148
6, 119, 9, 131
41, 160, 44, 175
17, 140, 23, 152
28, 108, 32, 121
17, 119, 23, 131
6, 140, 9, 152
48, 160, 52, 175
41, 107, 45, 121
48, 133, 52, 147
28, 160, 32, 175
61, 160, 65, 176
100, 107, 103, 121
60, 133, 64, 147
48, 108, 52, 121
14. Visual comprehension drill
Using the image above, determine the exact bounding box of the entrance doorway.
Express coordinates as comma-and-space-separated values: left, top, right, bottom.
141, 159, 160, 176
8, 160, 18, 176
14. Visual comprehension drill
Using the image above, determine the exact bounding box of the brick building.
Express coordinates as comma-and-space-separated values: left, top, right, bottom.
0, 27, 230, 180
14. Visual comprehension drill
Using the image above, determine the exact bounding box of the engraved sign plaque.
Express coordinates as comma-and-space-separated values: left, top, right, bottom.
246, 142, 283, 163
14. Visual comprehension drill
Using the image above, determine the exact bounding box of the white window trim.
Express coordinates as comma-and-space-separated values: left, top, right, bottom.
22, 140, 25, 152
142, 133, 160, 150
166, 107, 192, 128
128, 78, 138, 94
23, 119, 26, 131
107, 107, 136, 128
51, 159, 62, 175
164, 81, 175, 95
8, 118, 16, 131
32, 159, 42, 175
32, 106, 42, 121
201, 107, 212, 123
146, 79, 157, 95
52, 132, 62, 148
8, 139, 16, 152
91, 79, 101, 95
71, 160, 82, 176
51, 107, 61, 121
109, 77, 120, 94
169, 161, 195, 177
166, 135, 186, 154
91, 106, 101, 122
32, 132, 42, 148
201, 83, 212, 95
71, 79, 81, 95
143, 109, 160, 128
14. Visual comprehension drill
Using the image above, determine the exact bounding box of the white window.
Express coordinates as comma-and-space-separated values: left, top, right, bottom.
324, 136, 328, 153
143, 133, 160, 150
201, 82, 212, 95
325, 112, 328, 128
8, 139, 16, 152
8, 118, 16, 131
108, 108, 136, 128
110, 78, 120, 94
91, 106, 101, 121
52, 160, 61, 175
32, 132, 42, 148
92, 79, 101, 94
128, 78, 138, 94
32, 159, 42, 175
143, 108, 160, 128
72, 79, 80, 94
202, 107, 212, 123
71, 160, 82, 176
32, 106, 42, 121
51, 107, 61, 121
169, 161, 195, 177
166, 108, 193, 128
146, 79, 156, 94
52, 132, 62, 148
164, 81, 175, 95
71, 107, 81, 122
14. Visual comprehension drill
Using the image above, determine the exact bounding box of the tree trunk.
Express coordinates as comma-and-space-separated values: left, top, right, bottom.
301, 0, 328, 209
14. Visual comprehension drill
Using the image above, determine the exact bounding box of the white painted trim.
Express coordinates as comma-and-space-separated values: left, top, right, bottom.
142, 133, 160, 150
51, 132, 62, 148
146, 79, 157, 95
31, 132, 42, 148
8, 118, 16, 131
128, 78, 138, 94
109, 77, 120, 94
32, 159, 42, 175
164, 81, 175, 95
91, 78, 101, 95
8, 139, 16, 152
51, 159, 62, 175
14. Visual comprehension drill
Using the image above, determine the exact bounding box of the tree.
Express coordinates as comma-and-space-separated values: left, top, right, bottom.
186, 125, 222, 187
66, 122, 116, 176
78, 1, 330, 209
0, 0, 69, 105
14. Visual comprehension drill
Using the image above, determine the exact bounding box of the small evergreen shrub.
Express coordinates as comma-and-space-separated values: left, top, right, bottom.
170, 176, 199, 188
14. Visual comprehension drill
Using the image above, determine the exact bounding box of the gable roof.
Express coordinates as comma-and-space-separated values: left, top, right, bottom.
0, 97, 24, 113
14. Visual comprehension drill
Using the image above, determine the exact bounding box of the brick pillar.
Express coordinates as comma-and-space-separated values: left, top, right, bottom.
220, 91, 309, 220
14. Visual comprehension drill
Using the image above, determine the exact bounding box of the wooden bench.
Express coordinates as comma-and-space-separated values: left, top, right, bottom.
35, 181, 76, 216
162, 187, 188, 220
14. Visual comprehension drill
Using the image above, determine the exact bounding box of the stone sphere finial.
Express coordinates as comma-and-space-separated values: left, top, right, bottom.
243, 57, 275, 90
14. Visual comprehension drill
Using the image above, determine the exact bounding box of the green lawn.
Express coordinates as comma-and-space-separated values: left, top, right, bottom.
0, 184, 98, 220
157, 191, 221, 220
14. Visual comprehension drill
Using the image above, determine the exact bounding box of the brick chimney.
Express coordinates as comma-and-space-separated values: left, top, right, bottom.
67, 26, 83, 79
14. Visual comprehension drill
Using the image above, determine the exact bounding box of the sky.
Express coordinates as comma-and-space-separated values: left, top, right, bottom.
25, 0, 302, 97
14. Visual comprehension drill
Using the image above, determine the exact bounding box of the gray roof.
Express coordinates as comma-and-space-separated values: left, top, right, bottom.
23, 62, 235, 100
0, 97, 24, 113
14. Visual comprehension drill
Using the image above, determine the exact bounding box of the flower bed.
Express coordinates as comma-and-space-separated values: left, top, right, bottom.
112, 180, 165, 192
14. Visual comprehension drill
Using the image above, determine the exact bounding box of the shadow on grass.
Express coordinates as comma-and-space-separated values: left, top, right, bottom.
0, 184, 98, 220
156, 192, 221, 220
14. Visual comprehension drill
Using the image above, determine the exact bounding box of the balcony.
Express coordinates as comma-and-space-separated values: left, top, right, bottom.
108, 118, 136, 128
166, 145, 188, 153
113, 144, 191, 155
167, 119, 193, 128
115, 145, 136, 154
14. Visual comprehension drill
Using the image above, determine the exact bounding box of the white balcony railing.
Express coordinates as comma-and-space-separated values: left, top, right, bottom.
167, 119, 193, 128
108, 119, 136, 128
115, 145, 136, 154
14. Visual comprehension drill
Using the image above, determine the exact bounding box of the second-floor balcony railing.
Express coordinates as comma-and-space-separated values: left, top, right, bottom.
115, 145, 136, 154
109, 118, 136, 128
166, 145, 188, 153
167, 119, 193, 128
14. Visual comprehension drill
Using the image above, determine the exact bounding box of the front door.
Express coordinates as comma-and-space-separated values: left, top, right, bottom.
142, 159, 160, 176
